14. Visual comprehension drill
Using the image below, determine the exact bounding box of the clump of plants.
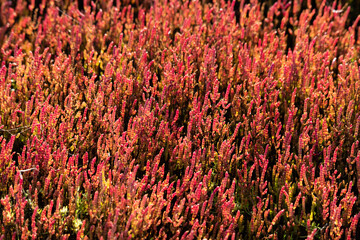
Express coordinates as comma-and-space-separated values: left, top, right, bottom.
1, 0, 360, 239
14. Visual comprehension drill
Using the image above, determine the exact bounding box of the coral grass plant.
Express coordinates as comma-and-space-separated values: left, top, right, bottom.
1, 0, 360, 239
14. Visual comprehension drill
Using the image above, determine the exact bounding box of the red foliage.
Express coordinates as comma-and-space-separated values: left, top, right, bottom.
0, 0, 360, 239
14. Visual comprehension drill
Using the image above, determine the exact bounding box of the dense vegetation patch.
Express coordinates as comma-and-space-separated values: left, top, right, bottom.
0, 0, 360, 239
